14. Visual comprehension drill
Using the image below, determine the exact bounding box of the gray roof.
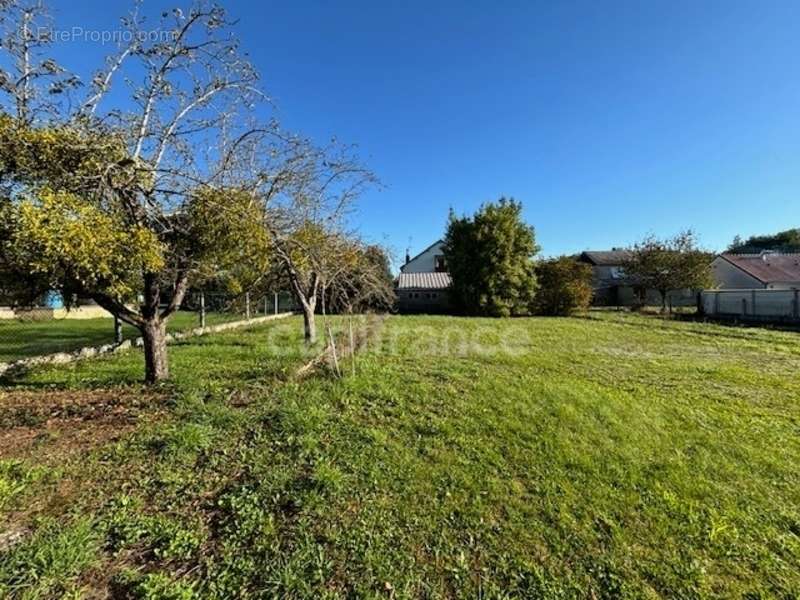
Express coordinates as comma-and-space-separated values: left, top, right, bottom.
580, 250, 632, 266
396, 272, 452, 290
719, 253, 800, 284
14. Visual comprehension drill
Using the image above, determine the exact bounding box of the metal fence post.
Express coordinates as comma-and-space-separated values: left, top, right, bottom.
199, 291, 206, 328
264, 295, 268, 315
752, 290, 757, 319
794, 290, 799, 320
246, 292, 251, 320
274, 291, 279, 315
114, 315, 123, 344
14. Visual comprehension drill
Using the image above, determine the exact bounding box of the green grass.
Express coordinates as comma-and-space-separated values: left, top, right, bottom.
1, 313, 799, 598
0, 310, 249, 362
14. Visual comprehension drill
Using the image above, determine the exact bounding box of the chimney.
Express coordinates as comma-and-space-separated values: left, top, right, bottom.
405, 248, 411, 265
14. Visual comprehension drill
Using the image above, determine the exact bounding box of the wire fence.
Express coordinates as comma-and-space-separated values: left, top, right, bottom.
0, 291, 297, 364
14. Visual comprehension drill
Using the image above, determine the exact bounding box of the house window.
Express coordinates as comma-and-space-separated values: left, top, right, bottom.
609, 266, 625, 279
434, 255, 447, 272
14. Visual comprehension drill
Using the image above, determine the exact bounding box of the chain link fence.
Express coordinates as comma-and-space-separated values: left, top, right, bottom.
0, 291, 296, 364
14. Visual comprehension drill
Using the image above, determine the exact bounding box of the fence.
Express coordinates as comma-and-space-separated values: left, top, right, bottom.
0, 290, 297, 364
701, 289, 800, 323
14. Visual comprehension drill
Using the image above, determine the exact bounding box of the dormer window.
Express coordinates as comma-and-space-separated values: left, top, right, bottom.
434, 255, 447, 272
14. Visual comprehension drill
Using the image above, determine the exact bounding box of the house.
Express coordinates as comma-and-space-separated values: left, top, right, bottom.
711, 253, 800, 289
578, 249, 695, 307
400, 240, 448, 274
396, 240, 452, 312
578, 249, 647, 306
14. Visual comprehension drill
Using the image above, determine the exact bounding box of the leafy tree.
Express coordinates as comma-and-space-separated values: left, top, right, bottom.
0, 2, 272, 382
728, 228, 800, 254
443, 198, 539, 317
533, 256, 593, 315
623, 231, 712, 312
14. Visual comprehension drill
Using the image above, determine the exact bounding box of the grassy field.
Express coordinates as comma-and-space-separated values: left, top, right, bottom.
0, 313, 798, 598
0, 311, 248, 362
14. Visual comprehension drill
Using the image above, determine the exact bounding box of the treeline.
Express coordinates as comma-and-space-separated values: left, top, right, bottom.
443, 199, 711, 316
728, 229, 800, 254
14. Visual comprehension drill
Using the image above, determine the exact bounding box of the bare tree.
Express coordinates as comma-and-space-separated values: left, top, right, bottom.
254, 138, 378, 343
0, 0, 80, 124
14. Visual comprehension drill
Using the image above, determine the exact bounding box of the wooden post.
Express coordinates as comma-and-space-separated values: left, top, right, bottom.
328, 324, 341, 378
245, 292, 251, 320
274, 292, 279, 315
349, 317, 356, 377
114, 315, 123, 344
199, 292, 206, 328
264, 295, 268, 315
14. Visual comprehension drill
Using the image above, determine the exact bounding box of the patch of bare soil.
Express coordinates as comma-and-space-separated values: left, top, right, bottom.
0, 389, 166, 462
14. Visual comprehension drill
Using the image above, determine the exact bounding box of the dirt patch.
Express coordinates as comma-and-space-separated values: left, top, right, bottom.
0, 389, 166, 462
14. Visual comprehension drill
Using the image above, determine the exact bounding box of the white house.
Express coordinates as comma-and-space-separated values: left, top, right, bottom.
399, 240, 448, 274
396, 240, 451, 312
711, 253, 800, 289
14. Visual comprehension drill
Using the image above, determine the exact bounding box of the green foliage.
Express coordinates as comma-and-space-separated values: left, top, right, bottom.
0, 114, 137, 195
534, 256, 593, 315
729, 228, 800, 254
623, 230, 712, 309
0, 517, 100, 599
443, 197, 539, 316
2, 189, 164, 303
180, 187, 271, 294
0, 460, 49, 511
113, 570, 198, 600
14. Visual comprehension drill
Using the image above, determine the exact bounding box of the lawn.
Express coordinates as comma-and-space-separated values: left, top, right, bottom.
0, 313, 798, 598
0, 310, 248, 363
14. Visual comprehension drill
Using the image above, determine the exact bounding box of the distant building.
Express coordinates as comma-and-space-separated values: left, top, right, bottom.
397, 240, 451, 312
711, 253, 800, 289
578, 249, 695, 307
578, 249, 644, 306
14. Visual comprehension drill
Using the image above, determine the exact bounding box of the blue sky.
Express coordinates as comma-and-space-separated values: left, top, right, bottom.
51, 0, 800, 263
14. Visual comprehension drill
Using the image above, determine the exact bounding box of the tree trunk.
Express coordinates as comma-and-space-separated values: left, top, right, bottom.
302, 305, 316, 344
141, 318, 169, 383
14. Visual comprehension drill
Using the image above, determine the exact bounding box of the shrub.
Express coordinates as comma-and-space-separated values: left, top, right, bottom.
533, 257, 593, 315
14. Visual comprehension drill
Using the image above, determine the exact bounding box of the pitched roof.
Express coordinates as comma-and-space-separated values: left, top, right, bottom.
719, 253, 800, 284
396, 272, 452, 290
400, 240, 444, 273
579, 250, 632, 266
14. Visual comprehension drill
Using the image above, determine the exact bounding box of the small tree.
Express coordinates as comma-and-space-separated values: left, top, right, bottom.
443, 198, 539, 317
533, 256, 593, 316
258, 139, 377, 343
322, 244, 395, 314
623, 231, 712, 312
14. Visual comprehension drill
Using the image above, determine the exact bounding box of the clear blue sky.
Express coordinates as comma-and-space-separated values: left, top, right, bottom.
51, 0, 800, 262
